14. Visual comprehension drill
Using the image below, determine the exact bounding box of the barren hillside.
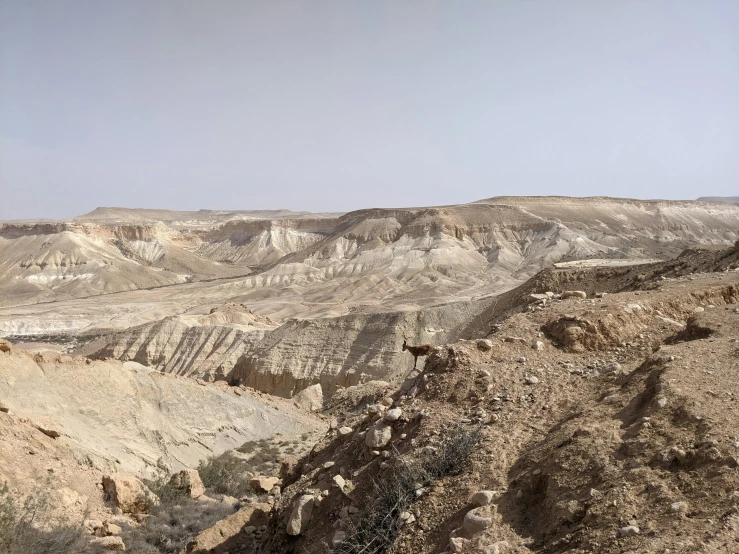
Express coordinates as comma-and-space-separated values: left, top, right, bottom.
2, 197, 738, 401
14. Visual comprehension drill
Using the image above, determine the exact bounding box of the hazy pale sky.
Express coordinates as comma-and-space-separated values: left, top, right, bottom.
1, 0, 737, 220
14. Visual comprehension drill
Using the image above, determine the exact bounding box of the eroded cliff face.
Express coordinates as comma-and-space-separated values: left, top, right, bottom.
2, 197, 739, 402
230, 297, 493, 398
85, 305, 277, 381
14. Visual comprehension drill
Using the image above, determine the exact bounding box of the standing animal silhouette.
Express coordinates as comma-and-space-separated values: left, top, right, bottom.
401, 338, 434, 369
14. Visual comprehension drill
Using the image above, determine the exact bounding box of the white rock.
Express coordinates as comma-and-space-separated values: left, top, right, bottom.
618, 525, 640, 537
670, 501, 688, 514
470, 490, 496, 507
338, 426, 353, 437
483, 541, 509, 554
332, 475, 346, 490
477, 339, 493, 351
562, 290, 587, 299
524, 375, 539, 385
532, 341, 545, 351
286, 495, 315, 536
384, 408, 403, 422
365, 421, 392, 448
449, 536, 469, 553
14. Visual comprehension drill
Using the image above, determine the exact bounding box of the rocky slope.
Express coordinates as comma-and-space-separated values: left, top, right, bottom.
255, 248, 739, 554
0, 344, 323, 481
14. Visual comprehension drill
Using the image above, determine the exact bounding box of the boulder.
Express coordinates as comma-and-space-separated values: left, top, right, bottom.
169, 469, 205, 499
186, 502, 271, 553
250, 476, 280, 493
337, 426, 353, 437
365, 421, 392, 448
89, 536, 126, 551
102, 475, 159, 514
286, 494, 315, 536
103, 522, 122, 536
293, 384, 323, 412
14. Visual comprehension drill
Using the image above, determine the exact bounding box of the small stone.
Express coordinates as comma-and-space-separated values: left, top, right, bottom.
518, 356, 527, 363
89, 536, 126, 550
483, 541, 508, 554
655, 396, 668, 409
463, 507, 492, 534
470, 490, 496, 507
449, 536, 469, 553
477, 339, 493, 351
601, 362, 622, 374
0, 401, 8, 413
34, 422, 61, 439
338, 426, 353, 437
365, 421, 393, 448
561, 290, 587, 299
332, 475, 346, 490
618, 525, 640, 537
331, 530, 346, 547
532, 341, 545, 351
384, 408, 403, 422
670, 501, 688, 514
525, 375, 539, 385
103, 522, 122, 536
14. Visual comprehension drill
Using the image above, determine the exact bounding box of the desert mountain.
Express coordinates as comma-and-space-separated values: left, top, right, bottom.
2, 197, 737, 401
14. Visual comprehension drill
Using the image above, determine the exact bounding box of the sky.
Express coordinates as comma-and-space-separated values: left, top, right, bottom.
1, 1, 738, 220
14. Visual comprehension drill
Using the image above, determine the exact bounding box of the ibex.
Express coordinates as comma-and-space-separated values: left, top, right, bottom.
402, 337, 434, 369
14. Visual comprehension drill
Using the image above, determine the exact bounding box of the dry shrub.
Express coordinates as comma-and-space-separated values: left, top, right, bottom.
332, 424, 482, 554
121, 473, 234, 554
0, 481, 87, 554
